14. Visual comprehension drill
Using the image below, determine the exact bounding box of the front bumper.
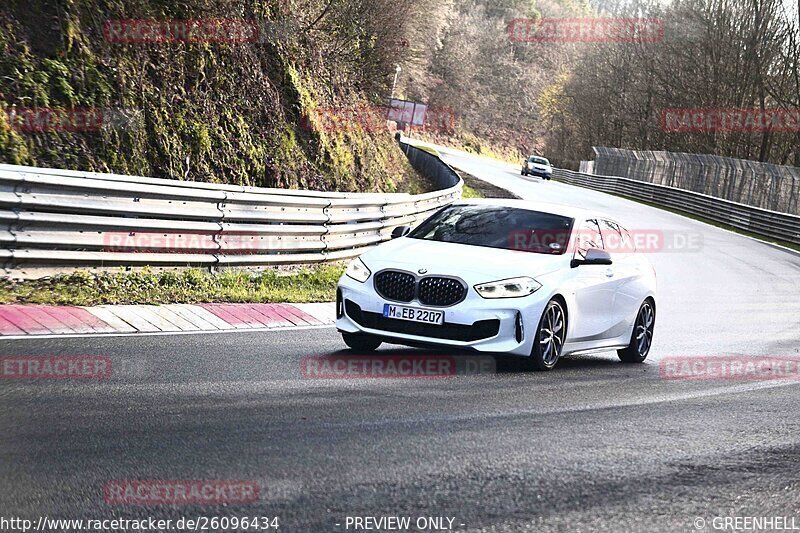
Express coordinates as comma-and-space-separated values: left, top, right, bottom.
336, 275, 548, 356
527, 167, 552, 177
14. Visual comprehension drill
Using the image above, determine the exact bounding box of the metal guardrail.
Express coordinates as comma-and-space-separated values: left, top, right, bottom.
591, 147, 800, 215
0, 141, 463, 278
553, 168, 800, 246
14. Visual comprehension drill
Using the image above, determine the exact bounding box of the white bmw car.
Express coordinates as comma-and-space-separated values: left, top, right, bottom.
336, 200, 657, 370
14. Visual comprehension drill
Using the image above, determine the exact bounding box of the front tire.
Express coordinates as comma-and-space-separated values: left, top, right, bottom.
618, 299, 655, 363
524, 299, 567, 371
342, 332, 382, 352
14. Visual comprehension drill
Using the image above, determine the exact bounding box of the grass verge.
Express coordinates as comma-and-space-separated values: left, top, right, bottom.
412, 131, 522, 167
461, 183, 484, 198
0, 265, 345, 306
456, 170, 520, 200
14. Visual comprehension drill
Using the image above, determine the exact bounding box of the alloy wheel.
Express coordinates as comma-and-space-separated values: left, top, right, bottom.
634, 302, 654, 356
539, 302, 565, 366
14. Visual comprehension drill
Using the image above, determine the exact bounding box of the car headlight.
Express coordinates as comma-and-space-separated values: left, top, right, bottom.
345, 257, 371, 283
474, 277, 542, 298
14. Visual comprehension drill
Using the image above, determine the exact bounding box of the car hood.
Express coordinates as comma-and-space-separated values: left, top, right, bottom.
360, 237, 567, 282
529, 163, 551, 170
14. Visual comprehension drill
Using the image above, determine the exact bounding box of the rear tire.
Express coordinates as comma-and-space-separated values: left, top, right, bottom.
342, 332, 381, 352
523, 299, 567, 371
618, 299, 655, 363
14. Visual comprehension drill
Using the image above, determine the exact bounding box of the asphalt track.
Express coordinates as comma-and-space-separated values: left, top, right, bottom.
1, 145, 799, 532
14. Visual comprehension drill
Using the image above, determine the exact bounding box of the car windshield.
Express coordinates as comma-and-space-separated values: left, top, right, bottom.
529, 157, 549, 165
409, 204, 574, 254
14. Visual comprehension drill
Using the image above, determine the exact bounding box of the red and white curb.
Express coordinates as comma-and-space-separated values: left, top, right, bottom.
0, 303, 335, 337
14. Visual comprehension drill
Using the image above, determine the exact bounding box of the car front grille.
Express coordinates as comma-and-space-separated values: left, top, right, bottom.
374, 270, 416, 302
374, 270, 467, 307
418, 277, 466, 306
344, 300, 499, 342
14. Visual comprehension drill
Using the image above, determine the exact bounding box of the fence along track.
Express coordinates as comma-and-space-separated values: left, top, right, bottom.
554, 168, 800, 246
590, 147, 800, 216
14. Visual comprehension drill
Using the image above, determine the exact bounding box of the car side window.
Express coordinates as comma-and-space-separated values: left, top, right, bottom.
621, 227, 635, 251
599, 219, 627, 254
618, 224, 636, 252
575, 219, 604, 260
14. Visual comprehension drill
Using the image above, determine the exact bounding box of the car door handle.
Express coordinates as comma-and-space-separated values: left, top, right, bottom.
605, 268, 614, 278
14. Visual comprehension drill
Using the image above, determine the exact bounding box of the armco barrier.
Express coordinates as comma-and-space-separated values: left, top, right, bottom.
553, 168, 800, 246
0, 141, 462, 278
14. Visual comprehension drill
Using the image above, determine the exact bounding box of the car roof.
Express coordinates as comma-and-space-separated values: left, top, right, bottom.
453, 198, 611, 221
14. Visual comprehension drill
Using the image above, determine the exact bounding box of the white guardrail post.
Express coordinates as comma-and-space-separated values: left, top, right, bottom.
0, 142, 463, 279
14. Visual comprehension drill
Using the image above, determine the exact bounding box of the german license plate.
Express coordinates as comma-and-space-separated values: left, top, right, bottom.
382, 304, 444, 325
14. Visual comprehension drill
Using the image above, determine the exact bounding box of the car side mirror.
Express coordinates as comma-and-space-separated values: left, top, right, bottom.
391, 226, 411, 239
571, 248, 612, 268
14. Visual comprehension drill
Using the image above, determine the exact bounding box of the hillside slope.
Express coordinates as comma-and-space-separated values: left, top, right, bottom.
0, 0, 428, 192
